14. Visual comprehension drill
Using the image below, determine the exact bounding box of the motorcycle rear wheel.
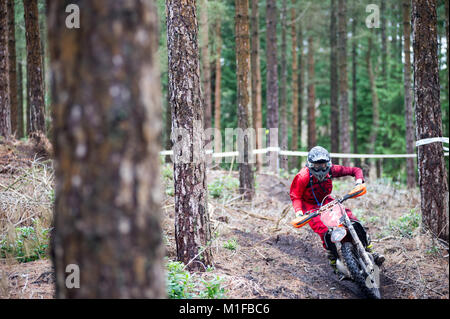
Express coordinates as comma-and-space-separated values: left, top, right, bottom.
341, 241, 381, 299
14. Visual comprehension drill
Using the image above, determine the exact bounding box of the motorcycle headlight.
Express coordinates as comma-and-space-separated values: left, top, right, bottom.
331, 227, 347, 243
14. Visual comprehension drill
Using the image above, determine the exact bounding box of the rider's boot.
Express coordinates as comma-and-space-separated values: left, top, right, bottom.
366, 243, 385, 267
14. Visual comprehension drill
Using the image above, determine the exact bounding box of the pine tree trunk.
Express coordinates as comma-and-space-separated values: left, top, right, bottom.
200, 0, 212, 133
266, 0, 279, 172
390, 2, 398, 80
338, 0, 350, 166
351, 15, 359, 167
445, 0, 449, 138
307, 36, 316, 150
165, 91, 172, 163
290, 0, 299, 168
166, 0, 213, 271
279, 0, 288, 171
446, 0, 449, 85
380, 0, 387, 85
298, 23, 304, 151
0, 0, 11, 138
250, 0, 262, 171
403, 0, 416, 189
330, 0, 340, 164
48, 0, 165, 298
26, 76, 30, 135
367, 37, 379, 157
7, 0, 18, 137
235, 0, 255, 200
412, 0, 449, 242
17, 63, 24, 138
23, 0, 45, 134
214, 19, 222, 158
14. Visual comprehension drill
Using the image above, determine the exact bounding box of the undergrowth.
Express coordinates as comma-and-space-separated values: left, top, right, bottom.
166, 260, 226, 299
0, 219, 50, 263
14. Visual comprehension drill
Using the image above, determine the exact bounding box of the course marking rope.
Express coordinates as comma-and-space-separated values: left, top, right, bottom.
160, 137, 449, 158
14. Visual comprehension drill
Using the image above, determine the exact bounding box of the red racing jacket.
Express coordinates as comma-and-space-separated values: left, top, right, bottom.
290, 165, 364, 214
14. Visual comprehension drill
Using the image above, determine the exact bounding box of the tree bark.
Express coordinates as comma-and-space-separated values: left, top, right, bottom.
166, 0, 213, 271
23, 0, 45, 134
0, 0, 11, 138
380, 0, 387, 85
412, 0, 449, 242
446, 0, 449, 86
338, 0, 350, 166
298, 22, 304, 151
250, 0, 262, 171
290, 0, 299, 168
279, 0, 288, 171
47, 0, 165, 298
235, 0, 255, 200
403, 0, 416, 189
307, 36, 316, 150
366, 37, 379, 156
7, 0, 18, 137
351, 15, 359, 167
200, 0, 212, 134
266, 0, 279, 172
214, 18, 222, 158
17, 63, 24, 138
330, 0, 339, 164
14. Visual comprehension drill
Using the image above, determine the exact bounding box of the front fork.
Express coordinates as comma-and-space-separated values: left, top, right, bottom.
340, 213, 376, 278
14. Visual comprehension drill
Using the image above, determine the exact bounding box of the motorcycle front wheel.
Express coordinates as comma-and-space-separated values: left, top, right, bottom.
341, 241, 381, 299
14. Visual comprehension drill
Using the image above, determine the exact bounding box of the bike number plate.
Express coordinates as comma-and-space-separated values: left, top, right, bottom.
320, 203, 345, 228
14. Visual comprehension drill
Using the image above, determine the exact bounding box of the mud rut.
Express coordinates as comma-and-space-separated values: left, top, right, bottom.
213, 173, 398, 299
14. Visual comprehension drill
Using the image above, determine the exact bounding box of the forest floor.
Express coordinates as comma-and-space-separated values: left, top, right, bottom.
0, 138, 448, 299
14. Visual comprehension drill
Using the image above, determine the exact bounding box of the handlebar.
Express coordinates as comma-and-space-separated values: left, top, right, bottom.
290, 184, 367, 229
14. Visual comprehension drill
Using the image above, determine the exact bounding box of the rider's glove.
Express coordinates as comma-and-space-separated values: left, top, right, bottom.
355, 179, 363, 186
295, 210, 304, 218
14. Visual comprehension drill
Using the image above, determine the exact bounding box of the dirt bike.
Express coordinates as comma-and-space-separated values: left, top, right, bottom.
290, 184, 381, 299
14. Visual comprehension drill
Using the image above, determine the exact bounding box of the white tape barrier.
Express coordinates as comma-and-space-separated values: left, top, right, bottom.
415, 137, 449, 147
160, 137, 449, 158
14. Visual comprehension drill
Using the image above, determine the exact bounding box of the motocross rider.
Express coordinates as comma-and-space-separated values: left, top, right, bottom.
289, 146, 385, 271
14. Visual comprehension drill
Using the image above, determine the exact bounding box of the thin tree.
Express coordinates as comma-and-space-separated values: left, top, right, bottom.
307, 36, 316, 150
166, 0, 213, 271
446, 0, 449, 83
47, 0, 166, 298
23, 0, 45, 134
298, 22, 304, 151
380, 0, 387, 85
338, 0, 350, 166
200, 0, 212, 134
412, 0, 449, 241
7, 0, 18, 137
330, 0, 339, 164
250, 0, 262, 171
266, 0, 279, 172
235, 0, 255, 200
290, 0, 299, 168
351, 15, 359, 167
17, 64, 24, 138
214, 17, 222, 158
366, 36, 379, 159
403, 0, 415, 189
280, 0, 288, 171
0, 0, 11, 138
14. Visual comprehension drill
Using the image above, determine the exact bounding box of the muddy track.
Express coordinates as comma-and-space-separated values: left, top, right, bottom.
222, 173, 398, 299
230, 227, 396, 299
